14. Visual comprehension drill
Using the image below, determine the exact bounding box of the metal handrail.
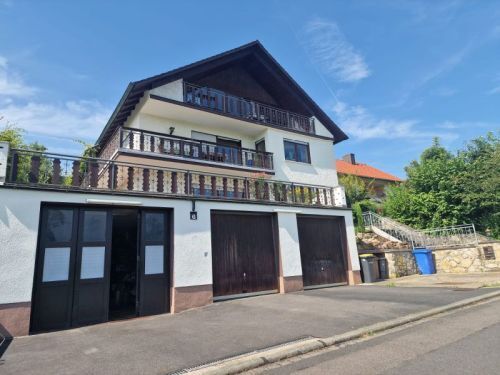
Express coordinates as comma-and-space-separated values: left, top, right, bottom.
183, 82, 315, 134
362, 211, 478, 249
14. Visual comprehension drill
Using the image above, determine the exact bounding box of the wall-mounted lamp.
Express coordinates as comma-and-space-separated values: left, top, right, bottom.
169, 126, 175, 135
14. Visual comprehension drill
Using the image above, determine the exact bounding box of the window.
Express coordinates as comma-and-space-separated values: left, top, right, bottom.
284, 140, 310, 163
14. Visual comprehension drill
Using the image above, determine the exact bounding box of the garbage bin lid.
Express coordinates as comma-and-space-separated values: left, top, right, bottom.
359, 254, 376, 258
412, 248, 432, 253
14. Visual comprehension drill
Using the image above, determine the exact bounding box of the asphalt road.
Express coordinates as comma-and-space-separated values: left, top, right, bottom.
252, 297, 500, 375
1, 286, 492, 375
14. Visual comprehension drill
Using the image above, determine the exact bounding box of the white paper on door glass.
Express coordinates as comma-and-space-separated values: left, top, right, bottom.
43, 247, 70, 282
145, 245, 164, 274
81, 246, 105, 279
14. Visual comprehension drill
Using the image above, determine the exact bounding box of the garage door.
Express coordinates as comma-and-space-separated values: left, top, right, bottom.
211, 211, 278, 298
31, 205, 170, 333
297, 215, 347, 287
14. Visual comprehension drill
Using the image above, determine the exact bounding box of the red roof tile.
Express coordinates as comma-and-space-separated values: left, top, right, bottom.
336, 160, 402, 182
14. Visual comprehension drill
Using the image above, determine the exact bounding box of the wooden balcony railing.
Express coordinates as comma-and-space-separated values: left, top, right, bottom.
118, 128, 274, 171
6, 149, 346, 208
183, 82, 315, 134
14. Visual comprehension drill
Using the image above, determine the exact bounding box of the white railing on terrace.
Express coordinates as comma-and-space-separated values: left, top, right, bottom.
362, 211, 478, 249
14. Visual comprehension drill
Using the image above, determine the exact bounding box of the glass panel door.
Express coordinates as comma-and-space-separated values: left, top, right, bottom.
72, 209, 112, 327
138, 210, 169, 316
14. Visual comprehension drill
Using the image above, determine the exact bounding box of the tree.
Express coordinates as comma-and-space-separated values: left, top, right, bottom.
339, 174, 378, 232
384, 132, 500, 238
0, 124, 49, 183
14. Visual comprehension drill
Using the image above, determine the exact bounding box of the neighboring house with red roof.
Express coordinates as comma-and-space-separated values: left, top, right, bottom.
336, 153, 402, 199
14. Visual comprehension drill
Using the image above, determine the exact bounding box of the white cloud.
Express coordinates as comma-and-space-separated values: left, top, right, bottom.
0, 100, 111, 142
333, 100, 458, 141
0, 55, 38, 98
487, 86, 500, 95
302, 18, 370, 82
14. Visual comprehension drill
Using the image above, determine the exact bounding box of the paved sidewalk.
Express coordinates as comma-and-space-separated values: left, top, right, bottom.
377, 272, 500, 289
0, 286, 494, 375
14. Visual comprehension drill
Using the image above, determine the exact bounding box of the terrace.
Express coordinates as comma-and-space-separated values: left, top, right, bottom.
4, 148, 347, 208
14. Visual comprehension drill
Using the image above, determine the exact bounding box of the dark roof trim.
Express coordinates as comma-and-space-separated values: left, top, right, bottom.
96, 41, 348, 148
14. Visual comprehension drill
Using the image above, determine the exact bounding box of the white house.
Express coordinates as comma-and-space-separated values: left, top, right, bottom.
0, 41, 360, 337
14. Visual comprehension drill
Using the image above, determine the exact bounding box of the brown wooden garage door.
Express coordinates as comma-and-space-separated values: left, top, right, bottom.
211, 211, 278, 298
297, 215, 348, 287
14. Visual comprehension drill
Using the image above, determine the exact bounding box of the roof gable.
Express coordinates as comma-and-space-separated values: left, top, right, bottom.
96, 41, 348, 147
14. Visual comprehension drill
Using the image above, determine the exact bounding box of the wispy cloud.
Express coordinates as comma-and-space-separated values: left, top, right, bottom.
433, 87, 457, 97
0, 55, 111, 147
0, 100, 111, 142
302, 18, 370, 83
0, 56, 37, 98
332, 101, 458, 141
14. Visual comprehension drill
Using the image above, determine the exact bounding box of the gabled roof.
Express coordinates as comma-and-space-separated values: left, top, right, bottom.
95, 41, 348, 148
336, 160, 402, 182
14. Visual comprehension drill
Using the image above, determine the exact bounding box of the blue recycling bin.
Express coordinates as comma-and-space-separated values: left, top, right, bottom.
412, 248, 436, 274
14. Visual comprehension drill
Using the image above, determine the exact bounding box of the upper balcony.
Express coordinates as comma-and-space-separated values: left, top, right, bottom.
100, 127, 274, 173
182, 82, 316, 135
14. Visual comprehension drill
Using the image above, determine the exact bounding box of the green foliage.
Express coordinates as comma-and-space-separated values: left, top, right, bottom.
0, 125, 49, 183
384, 132, 500, 238
339, 174, 371, 206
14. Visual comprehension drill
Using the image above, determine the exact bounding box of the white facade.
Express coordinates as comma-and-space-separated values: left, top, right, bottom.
123, 83, 339, 187
0, 188, 360, 306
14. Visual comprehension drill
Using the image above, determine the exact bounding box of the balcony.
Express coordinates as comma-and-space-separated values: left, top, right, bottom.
5, 149, 347, 208
183, 82, 315, 135
100, 127, 274, 173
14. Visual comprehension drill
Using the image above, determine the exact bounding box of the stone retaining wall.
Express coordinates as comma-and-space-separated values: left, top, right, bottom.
433, 241, 500, 273
359, 241, 500, 279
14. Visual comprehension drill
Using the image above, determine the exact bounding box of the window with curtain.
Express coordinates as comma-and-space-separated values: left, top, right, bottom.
284, 140, 310, 163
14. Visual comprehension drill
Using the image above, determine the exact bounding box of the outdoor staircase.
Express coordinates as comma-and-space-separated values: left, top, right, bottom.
362, 211, 479, 250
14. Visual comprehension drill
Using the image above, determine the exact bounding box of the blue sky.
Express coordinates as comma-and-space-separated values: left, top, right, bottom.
0, 0, 499, 178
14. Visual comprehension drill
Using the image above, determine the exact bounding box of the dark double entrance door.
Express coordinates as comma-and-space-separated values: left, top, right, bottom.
31, 205, 170, 333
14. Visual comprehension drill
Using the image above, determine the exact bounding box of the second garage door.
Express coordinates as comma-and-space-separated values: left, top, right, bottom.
297, 215, 348, 287
211, 211, 278, 298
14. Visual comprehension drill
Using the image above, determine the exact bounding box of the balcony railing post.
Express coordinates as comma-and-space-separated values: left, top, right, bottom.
199, 174, 205, 196
143, 168, 150, 192
119, 128, 123, 149
233, 179, 239, 198
129, 131, 134, 150
171, 171, 178, 194
222, 177, 228, 197
10, 151, 19, 182
157, 170, 164, 193
127, 166, 134, 190
52, 158, 61, 185
108, 162, 117, 190
72, 160, 81, 186
29, 155, 41, 183
291, 183, 296, 203
211, 176, 217, 197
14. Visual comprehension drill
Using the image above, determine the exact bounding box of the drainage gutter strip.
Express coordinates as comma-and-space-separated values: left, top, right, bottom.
186, 290, 500, 375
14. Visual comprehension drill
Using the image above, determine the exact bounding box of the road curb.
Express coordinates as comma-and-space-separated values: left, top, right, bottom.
188, 290, 500, 374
